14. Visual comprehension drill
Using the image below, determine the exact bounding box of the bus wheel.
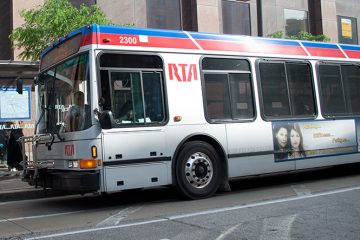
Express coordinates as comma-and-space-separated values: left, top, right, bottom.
175, 141, 221, 199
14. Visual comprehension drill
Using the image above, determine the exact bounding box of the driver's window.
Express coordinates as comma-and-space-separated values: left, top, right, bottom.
99, 53, 166, 127
110, 72, 144, 124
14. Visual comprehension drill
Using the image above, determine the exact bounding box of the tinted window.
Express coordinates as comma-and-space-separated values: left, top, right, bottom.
100, 54, 163, 69
319, 65, 346, 115
204, 74, 231, 120
202, 58, 250, 71
99, 54, 166, 126
319, 63, 360, 116
287, 63, 316, 115
229, 74, 254, 119
203, 58, 254, 121
342, 65, 360, 114
259, 62, 290, 117
259, 61, 315, 118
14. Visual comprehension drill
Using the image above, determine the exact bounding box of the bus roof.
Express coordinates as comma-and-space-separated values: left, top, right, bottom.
41, 24, 360, 62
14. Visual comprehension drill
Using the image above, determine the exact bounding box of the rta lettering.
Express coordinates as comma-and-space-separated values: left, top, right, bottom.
168, 63, 198, 82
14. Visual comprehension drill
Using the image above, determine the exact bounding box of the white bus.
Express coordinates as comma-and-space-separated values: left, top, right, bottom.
21, 24, 360, 199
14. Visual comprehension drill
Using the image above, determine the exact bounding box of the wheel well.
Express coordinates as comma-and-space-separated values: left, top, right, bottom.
172, 134, 228, 185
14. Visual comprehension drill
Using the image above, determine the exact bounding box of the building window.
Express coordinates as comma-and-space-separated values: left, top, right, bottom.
181, 0, 198, 31
284, 9, 309, 37
0, 0, 11, 59
222, 0, 251, 35
337, 16, 358, 45
147, 0, 181, 30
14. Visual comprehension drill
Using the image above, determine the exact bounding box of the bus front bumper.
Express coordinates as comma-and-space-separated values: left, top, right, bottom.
50, 170, 100, 193
29, 169, 100, 193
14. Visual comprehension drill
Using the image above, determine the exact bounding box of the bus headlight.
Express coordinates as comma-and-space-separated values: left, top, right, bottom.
68, 160, 78, 168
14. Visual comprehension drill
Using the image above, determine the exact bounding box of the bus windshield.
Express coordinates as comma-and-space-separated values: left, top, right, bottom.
37, 53, 91, 134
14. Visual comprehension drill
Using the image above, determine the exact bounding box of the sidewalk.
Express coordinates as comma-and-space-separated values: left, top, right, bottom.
0, 168, 46, 202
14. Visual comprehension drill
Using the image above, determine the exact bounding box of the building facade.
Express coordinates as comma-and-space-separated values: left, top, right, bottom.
1, 0, 360, 62
69, 0, 360, 44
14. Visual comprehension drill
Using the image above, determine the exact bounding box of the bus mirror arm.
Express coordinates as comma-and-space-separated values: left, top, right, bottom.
97, 110, 115, 129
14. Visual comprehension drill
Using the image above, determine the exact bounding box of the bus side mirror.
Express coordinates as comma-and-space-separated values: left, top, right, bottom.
98, 110, 115, 129
16, 78, 23, 94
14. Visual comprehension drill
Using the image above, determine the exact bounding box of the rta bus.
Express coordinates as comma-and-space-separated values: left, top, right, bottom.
21, 24, 360, 199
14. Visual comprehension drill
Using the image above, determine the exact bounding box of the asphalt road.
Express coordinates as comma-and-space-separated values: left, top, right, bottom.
1, 164, 360, 240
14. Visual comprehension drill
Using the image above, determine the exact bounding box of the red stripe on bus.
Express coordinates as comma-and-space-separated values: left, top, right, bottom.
196, 39, 260, 53
343, 50, 360, 59
98, 33, 199, 49
305, 47, 346, 58
261, 45, 308, 56
81, 33, 97, 46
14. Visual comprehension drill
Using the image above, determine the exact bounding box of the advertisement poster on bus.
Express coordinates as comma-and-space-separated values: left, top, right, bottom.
272, 120, 357, 162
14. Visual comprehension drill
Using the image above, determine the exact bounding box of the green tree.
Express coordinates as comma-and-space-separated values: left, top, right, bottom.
267, 31, 330, 42
10, 0, 114, 61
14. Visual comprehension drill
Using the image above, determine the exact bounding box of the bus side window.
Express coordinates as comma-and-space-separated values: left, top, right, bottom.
99, 53, 165, 126
202, 57, 254, 122
143, 72, 165, 122
259, 62, 291, 118
100, 70, 111, 111
319, 64, 346, 116
319, 63, 360, 116
259, 60, 316, 119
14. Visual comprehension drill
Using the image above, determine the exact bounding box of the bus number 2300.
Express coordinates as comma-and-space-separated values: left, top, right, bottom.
119, 36, 138, 45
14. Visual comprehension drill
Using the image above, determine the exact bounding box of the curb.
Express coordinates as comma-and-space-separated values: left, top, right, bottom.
0, 188, 45, 202
0, 171, 21, 181
0, 187, 69, 202
0, 173, 70, 202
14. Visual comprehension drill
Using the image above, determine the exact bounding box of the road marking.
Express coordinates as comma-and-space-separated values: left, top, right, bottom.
259, 214, 297, 240
96, 206, 142, 227
0, 210, 87, 223
25, 185, 360, 240
291, 184, 312, 196
215, 223, 242, 240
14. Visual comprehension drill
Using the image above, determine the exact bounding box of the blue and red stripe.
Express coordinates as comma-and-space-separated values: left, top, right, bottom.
340, 44, 360, 59
253, 38, 308, 56
302, 41, 346, 58
190, 32, 260, 53
42, 25, 360, 61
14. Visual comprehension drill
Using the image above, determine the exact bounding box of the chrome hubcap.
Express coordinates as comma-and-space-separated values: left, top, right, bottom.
185, 152, 213, 188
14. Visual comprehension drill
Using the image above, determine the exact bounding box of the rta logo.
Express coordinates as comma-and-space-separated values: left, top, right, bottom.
65, 144, 75, 156
168, 63, 198, 82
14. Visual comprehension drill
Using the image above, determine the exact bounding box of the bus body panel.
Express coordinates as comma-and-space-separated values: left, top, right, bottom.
225, 120, 297, 177
101, 127, 169, 192
104, 163, 170, 192
161, 53, 205, 125
24, 24, 360, 198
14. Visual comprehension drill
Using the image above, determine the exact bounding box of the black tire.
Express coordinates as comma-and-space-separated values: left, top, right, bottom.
175, 141, 222, 199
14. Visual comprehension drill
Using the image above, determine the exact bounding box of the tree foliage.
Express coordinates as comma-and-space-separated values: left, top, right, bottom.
267, 31, 331, 42
10, 0, 114, 61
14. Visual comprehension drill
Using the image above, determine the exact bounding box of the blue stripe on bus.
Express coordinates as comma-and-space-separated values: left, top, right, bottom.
97, 25, 189, 39
191, 32, 303, 47
340, 44, 360, 51
302, 41, 340, 49
253, 38, 301, 47
190, 32, 249, 42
